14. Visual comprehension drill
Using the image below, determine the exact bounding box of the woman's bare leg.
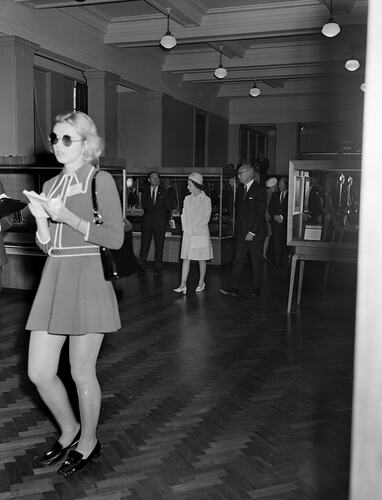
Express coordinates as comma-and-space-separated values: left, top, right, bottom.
69, 333, 104, 458
198, 260, 206, 287
178, 259, 190, 288
28, 331, 80, 446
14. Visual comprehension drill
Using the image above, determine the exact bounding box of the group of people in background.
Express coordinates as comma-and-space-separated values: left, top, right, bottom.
132, 158, 290, 299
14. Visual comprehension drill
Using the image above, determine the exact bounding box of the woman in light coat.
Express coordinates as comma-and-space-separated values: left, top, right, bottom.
173, 172, 213, 294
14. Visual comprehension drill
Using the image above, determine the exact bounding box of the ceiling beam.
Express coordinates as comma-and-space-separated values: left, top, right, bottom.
103, 3, 367, 47
144, 0, 206, 27
180, 61, 365, 83
14, 0, 128, 8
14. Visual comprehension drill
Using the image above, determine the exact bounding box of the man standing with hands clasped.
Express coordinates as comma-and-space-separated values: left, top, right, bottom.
138, 171, 176, 276
220, 164, 267, 297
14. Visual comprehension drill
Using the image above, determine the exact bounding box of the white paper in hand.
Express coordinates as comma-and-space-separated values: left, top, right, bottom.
23, 190, 49, 218
23, 190, 48, 203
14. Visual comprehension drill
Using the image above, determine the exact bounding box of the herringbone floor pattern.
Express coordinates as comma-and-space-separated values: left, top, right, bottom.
0, 262, 355, 499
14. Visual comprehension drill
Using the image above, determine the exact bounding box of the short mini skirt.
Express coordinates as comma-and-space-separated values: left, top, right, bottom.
26, 254, 121, 335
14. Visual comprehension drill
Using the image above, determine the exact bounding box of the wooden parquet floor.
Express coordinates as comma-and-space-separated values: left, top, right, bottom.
0, 261, 356, 500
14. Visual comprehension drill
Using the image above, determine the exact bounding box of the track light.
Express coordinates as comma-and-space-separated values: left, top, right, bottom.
249, 80, 261, 97
322, 0, 340, 38
214, 47, 228, 79
160, 8, 177, 50
345, 58, 360, 71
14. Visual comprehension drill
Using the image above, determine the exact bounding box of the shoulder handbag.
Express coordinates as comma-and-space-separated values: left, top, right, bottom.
91, 171, 139, 280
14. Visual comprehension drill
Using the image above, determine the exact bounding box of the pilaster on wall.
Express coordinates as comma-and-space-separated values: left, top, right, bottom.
85, 70, 120, 159
275, 123, 298, 175
146, 92, 163, 170
0, 36, 39, 157
227, 125, 240, 166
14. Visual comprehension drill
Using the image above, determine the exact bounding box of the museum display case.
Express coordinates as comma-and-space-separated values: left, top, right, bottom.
287, 157, 361, 312
124, 166, 236, 266
289, 158, 361, 246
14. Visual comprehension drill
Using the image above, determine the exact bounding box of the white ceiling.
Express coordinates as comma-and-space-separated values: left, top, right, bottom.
13, 0, 368, 99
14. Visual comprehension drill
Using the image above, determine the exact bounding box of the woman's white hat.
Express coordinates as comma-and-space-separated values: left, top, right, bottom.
189, 172, 203, 185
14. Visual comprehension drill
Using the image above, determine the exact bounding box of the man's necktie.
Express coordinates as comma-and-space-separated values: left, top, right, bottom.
243, 184, 248, 200
152, 187, 156, 204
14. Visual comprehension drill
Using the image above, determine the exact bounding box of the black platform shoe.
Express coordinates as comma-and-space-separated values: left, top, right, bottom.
57, 441, 101, 478
39, 428, 81, 466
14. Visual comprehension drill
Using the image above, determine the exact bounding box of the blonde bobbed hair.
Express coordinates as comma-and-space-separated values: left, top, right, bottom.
54, 111, 104, 161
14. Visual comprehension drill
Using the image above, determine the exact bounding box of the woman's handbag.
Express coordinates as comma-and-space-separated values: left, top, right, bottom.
91, 172, 139, 281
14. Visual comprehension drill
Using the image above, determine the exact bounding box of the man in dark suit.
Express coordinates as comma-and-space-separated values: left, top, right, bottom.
139, 171, 176, 276
0, 180, 13, 292
220, 164, 267, 296
268, 176, 289, 268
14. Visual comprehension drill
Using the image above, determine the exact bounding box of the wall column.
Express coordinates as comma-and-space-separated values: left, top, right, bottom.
0, 36, 39, 157
84, 70, 120, 158
227, 125, 240, 166
350, 1, 382, 498
267, 129, 277, 175
146, 92, 163, 170
275, 123, 298, 175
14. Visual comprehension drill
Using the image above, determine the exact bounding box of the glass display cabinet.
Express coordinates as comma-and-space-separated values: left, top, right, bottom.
0, 157, 126, 289
124, 167, 236, 266
287, 158, 361, 313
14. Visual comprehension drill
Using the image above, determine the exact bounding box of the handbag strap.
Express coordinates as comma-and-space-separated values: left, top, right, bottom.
91, 170, 103, 226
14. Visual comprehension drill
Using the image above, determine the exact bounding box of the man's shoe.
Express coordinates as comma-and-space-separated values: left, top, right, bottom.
219, 286, 238, 296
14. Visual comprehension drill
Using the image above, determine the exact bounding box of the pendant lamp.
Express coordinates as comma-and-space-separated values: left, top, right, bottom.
160, 8, 177, 50
249, 80, 261, 97
322, 0, 341, 38
214, 47, 228, 79
345, 58, 360, 71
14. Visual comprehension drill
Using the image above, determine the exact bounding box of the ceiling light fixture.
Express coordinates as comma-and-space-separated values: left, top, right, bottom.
322, 0, 341, 38
360, 82, 366, 92
214, 47, 228, 79
345, 58, 360, 71
160, 8, 177, 50
249, 80, 261, 97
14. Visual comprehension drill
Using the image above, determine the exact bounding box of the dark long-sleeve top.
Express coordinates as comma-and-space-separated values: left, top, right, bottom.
235, 182, 267, 238
36, 163, 124, 256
